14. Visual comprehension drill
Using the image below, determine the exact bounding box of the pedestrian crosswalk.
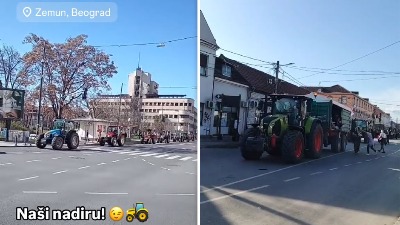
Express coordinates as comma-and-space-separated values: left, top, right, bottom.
81, 146, 197, 162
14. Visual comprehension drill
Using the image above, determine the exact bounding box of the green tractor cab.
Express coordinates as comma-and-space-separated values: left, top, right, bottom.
241, 94, 324, 163
36, 119, 80, 150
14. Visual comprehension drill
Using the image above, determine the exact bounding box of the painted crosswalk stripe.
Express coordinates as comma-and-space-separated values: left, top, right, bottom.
179, 157, 192, 161
166, 155, 181, 159
192, 159, 197, 161
155, 154, 170, 158
140, 153, 160, 157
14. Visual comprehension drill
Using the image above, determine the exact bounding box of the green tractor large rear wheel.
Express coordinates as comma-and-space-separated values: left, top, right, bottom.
282, 130, 304, 163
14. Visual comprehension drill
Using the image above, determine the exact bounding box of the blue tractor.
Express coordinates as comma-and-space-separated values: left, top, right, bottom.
36, 119, 80, 150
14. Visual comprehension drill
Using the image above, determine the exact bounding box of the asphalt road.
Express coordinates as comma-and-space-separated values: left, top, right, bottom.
0, 141, 197, 225
200, 139, 400, 225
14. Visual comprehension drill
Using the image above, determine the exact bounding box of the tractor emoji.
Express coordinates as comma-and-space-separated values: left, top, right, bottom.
98, 126, 127, 147
36, 119, 80, 150
125, 202, 149, 222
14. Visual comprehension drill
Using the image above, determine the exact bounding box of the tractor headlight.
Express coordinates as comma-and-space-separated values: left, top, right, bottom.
44, 132, 51, 138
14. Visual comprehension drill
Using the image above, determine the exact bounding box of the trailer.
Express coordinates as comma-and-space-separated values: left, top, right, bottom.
307, 94, 351, 152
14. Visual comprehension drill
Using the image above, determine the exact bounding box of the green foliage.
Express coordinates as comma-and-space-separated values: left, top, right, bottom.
11, 121, 28, 131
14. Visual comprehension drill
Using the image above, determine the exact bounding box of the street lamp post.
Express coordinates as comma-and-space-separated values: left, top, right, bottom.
36, 46, 46, 135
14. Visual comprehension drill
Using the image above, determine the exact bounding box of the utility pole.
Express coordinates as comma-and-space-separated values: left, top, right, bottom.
36, 45, 46, 135
275, 61, 279, 94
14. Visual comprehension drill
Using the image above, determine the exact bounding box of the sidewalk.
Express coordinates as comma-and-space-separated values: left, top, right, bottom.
200, 135, 240, 149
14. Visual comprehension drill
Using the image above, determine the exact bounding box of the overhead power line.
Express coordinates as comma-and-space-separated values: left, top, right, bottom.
93, 36, 196, 48
218, 48, 275, 65
298, 40, 400, 79
319, 75, 400, 83
286, 66, 400, 76
287, 65, 400, 74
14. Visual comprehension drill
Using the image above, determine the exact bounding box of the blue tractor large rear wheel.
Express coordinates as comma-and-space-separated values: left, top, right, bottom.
66, 132, 79, 150
51, 136, 64, 150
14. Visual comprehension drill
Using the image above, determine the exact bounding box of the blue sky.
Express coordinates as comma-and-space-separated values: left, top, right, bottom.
201, 0, 400, 120
0, 0, 197, 100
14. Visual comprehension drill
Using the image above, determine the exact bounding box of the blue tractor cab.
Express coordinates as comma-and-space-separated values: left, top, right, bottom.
36, 119, 80, 150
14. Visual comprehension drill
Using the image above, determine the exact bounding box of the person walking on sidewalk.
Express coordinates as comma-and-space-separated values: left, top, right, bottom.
365, 131, 377, 155
378, 130, 387, 153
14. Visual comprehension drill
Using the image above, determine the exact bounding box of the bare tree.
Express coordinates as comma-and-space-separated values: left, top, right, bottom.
0, 45, 34, 89
23, 34, 117, 119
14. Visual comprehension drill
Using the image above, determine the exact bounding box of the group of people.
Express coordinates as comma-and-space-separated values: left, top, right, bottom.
352, 128, 387, 155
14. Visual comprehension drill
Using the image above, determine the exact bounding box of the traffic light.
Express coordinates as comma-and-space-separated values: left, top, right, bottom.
82, 88, 88, 100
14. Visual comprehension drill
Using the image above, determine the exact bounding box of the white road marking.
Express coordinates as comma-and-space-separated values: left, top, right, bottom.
329, 168, 338, 171
388, 168, 400, 172
366, 159, 371, 162
156, 193, 195, 196
200, 185, 270, 204
381, 156, 386, 158
32, 152, 43, 154
192, 159, 197, 161
78, 166, 90, 170
53, 170, 68, 174
142, 159, 146, 162
155, 154, 170, 158
123, 158, 130, 160
179, 157, 192, 161
147, 162, 155, 166
201, 152, 345, 194
23, 191, 57, 194
129, 152, 150, 156
5, 163, 12, 165
26, 160, 41, 163
19, 176, 39, 181
185, 172, 196, 175
97, 163, 106, 166
118, 151, 132, 155
310, 171, 323, 175
83, 154, 92, 156
357, 162, 362, 164
161, 167, 170, 171
140, 153, 160, 157
284, 177, 300, 182
52, 157, 61, 160
0, 164, 4, 166
344, 164, 352, 167
84, 192, 128, 195
112, 160, 120, 163
166, 155, 181, 160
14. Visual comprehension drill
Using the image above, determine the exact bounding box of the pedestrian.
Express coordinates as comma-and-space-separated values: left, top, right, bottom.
378, 130, 387, 153
364, 131, 377, 155
352, 126, 362, 153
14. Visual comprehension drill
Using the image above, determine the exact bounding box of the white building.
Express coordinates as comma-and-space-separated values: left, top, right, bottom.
141, 96, 197, 133
128, 67, 159, 98
200, 10, 219, 136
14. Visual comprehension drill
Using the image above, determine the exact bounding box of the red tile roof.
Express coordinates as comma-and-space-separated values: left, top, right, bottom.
217, 55, 309, 95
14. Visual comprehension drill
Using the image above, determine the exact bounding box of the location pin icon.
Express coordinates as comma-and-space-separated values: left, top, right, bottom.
22, 7, 32, 17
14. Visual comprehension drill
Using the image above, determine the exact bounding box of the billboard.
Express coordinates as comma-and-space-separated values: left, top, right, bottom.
0, 88, 25, 119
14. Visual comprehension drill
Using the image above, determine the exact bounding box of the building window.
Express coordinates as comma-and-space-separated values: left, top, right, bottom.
162, 102, 165, 106
174, 115, 178, 118
189, 103, 192, 106
166, 103, 170, 106
175, 103, 178, 106
184, 103, 188, 106
200, 103, 204, 126
341, 96, 347, 104
222, 64, 232, 77
180, 103, 183, 106
200, 53, 208, 76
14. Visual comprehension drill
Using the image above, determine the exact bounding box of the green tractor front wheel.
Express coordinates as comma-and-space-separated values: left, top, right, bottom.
240, 128, 263, 160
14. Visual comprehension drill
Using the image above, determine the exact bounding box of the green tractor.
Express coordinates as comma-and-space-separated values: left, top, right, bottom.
240, 94, 323, 163
36, 119, 80, 150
